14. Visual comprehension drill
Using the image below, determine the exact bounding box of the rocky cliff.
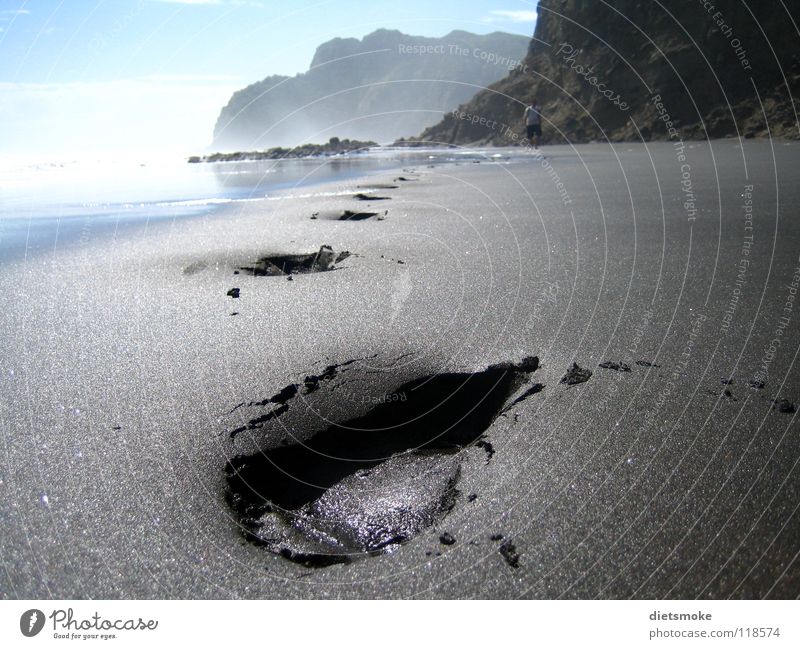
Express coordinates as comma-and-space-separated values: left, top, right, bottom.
212, 29, 529, 149
419, 0, 799, 144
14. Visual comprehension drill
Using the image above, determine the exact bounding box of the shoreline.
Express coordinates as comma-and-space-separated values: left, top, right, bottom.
0, 152, 431, 265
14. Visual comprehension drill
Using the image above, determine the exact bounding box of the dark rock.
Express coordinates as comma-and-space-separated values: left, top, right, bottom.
419, 1, 799, 144
490, 533, 503, 541
190, 138, 378, 163
227, 288, 240, 298
212, 30, 529, 149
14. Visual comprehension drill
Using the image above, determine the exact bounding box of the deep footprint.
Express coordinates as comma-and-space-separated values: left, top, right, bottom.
338, 210, 378, 221
225, 356, 539, 566
237, 245, 350, 276
353, 193, 391, 201
357, 183, 399, 190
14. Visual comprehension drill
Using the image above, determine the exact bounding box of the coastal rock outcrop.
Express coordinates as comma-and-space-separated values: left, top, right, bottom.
419, 0, 799, 144
213, 29, 529, 149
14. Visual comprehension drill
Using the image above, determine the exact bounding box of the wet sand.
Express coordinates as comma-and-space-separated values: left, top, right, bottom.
1, 140, 799, 598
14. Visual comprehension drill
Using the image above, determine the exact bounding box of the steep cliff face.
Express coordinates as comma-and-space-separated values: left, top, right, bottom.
420, 0, 799, 144
212, 29, 529, 149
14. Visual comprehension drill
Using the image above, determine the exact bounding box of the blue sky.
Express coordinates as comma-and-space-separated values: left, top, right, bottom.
0, 0, 537, 156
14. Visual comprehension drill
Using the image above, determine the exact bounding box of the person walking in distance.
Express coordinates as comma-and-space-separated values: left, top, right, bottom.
523, 100, 542, 149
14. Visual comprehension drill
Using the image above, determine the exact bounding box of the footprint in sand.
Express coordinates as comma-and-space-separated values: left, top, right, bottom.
223, 356, 542, 567
236, 245, 351, 276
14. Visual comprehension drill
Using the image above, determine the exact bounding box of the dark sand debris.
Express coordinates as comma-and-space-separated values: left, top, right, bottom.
499, 540, 520, 569
772, 399, 796, 413
560, 362, 592, 386
503, 382, 545, 412
182, 260, 208, 275
439, 532, 456, 546
598, 361, 631, 372
476, 439, 495, 462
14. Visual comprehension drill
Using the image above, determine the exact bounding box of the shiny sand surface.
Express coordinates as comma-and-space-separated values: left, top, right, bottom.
1, 140, 799, 598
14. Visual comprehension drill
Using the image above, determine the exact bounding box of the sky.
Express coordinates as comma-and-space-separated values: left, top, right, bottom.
0, 0, 538, 157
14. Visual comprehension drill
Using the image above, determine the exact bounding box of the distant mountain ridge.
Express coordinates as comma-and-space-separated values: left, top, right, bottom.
419, 0, 799, 144
212, 29, 529, 149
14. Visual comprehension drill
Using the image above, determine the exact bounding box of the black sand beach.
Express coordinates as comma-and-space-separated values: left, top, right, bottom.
1, 139, 799, 598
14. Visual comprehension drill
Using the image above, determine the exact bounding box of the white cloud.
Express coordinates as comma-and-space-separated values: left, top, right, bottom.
148, 0, 263, 5
482, 9, 538, 24
149, 0, 223, 5
138, 73, 241, 83
0, 8, 31, 17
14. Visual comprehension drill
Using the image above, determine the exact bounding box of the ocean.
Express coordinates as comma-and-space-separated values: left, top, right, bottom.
0, 147, 503, 262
